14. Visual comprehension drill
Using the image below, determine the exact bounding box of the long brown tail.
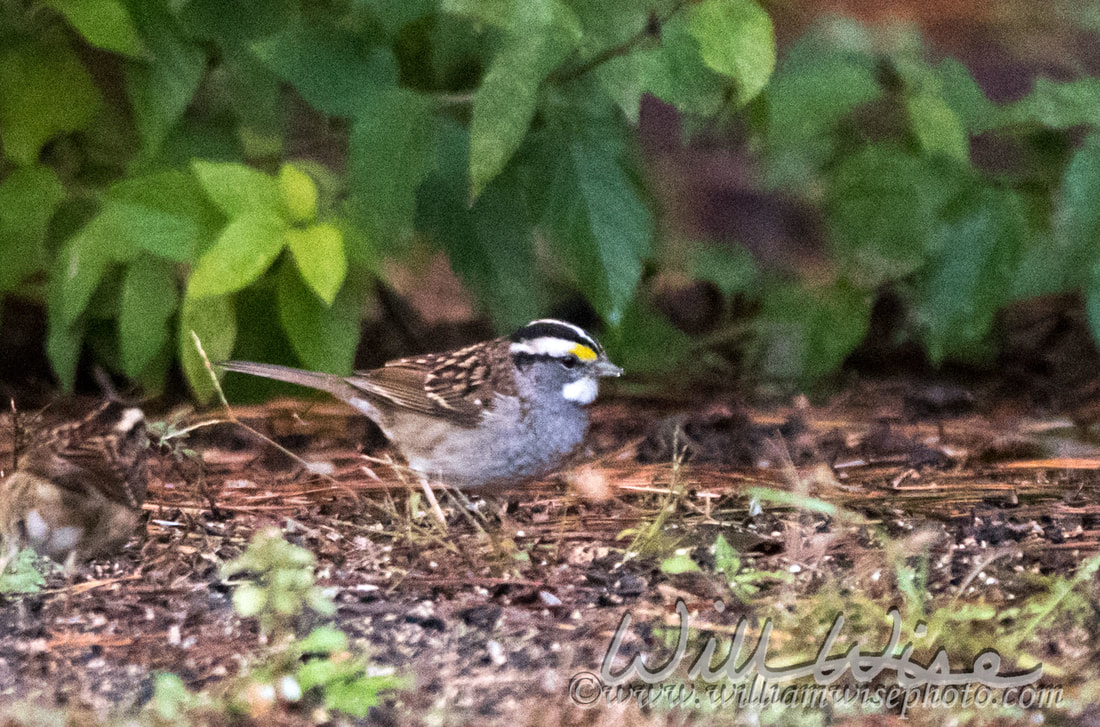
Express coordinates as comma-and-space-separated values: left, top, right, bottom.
219, 361, 359, 401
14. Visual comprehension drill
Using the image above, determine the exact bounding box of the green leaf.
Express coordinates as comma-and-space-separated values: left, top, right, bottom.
297, 626, 348, 655
125, 1, 205, 158
285, 224, 346, 305
251, 27, 398, 117
905, 88, 969, 163
324, 677, 391, 717
756, 280, 872, 382
713, 534, 740, 577
192, 160, 282, 219
108, 170, 223, 262
912, 187, 1026, 363
188, 212, 287, 299
660, 552, 702, 575
547, 136, 653, 324
762, 34, 880, 188
180, 0, 294, 43
0, 36, 103, 165
1053, 131, 1100, 289
46, 303, 84, 392
276, 259, 361, 374
233, 582, 266, 617
279, 163, 318, 224
825, 146, 963, 287
179, 292, 236, 401
685, 0, 775, 106
931, 57, 997, 134
119, 256, 179, 377
688, 242, 758, 296
53, 228, 118, 327
419, 123, 542, 329
1000, 77, 1100, 130
0, 166, 65, 292
468, 0, 581, 198
46, 0, 146, 57
349, 89, 435, 246
0, 548, 47, 594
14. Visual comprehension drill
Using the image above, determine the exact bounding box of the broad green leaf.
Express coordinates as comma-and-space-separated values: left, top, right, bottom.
276, 260, 362, 374
931, 57, 997, 134
906, 89, 969, 163
688, 242, 758, 296
125, 1, 205, 158
188, 212, 286, 299
192, 160, 282, 219
349, 89, 435, 246
46, 305, 84, 392
757, 280, 872, 382
252, 28, 398, 117
179, 0, 294, 43
119, 256, 179, 377
912, 187, 1026, 363
47, 0, 145, 57
53, 225, 121, 327
285, 224, 346, 305
686, 0, 775, 106
279, 163, 318, 224
1000, 77, 1100, 130
0, 166, 65, 292
0, 37, 103, 165
179, 292, 237, 401
109, 170, 223, 262
762, 33, 880, 189
825, 146, 963, 287
469, 0, 582, 198
557, 139, 652, 324
441, 0, 518, 28
1053, 132, 1100, 289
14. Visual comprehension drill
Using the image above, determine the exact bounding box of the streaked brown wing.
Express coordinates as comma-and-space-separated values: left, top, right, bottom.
43, 434, 148, 508
347, 349, 491, 427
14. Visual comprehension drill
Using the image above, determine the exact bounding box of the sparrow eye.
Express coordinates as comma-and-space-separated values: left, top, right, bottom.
560, 356, 579, 370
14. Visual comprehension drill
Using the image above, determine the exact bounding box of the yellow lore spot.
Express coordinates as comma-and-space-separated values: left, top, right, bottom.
570, 344, 598, 361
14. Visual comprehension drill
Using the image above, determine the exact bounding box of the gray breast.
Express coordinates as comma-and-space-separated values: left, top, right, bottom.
397, 394, 590, 488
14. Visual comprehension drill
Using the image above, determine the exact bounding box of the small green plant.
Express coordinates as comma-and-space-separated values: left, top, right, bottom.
0, 547, 48, 594
712, 533, 792, 598
220, 526, 336, 640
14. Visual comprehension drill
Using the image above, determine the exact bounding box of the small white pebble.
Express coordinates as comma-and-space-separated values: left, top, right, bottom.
487, 640, 506, 666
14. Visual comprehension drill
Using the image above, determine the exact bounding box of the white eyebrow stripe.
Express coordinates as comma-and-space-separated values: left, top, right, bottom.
525, 319, 599, 348
510, 337, 589, 357
115, 407, 145, 433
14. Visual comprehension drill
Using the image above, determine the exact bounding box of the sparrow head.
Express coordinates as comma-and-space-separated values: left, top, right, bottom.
508, 319, 622, 405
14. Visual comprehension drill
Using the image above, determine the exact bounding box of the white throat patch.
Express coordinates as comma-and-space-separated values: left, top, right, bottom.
562, 377, 598, 404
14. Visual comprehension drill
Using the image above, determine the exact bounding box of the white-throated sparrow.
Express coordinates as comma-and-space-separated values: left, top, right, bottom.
221, 319, 622, 487
0, 401, 149, 568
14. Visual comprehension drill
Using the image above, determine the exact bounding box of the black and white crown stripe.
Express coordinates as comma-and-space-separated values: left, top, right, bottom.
508, 319, 603, 359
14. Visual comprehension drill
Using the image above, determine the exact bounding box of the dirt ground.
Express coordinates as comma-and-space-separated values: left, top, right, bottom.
1, 377, 1099, 726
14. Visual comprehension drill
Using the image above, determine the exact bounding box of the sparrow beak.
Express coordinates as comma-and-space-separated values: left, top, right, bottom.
593, 360, 624, 377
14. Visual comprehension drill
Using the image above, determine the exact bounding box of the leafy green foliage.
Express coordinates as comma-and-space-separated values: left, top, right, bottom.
12, 0, 1100, 395
221, 527, 336, 639
0, 0, 774, 399
747, 19, 1100, 379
